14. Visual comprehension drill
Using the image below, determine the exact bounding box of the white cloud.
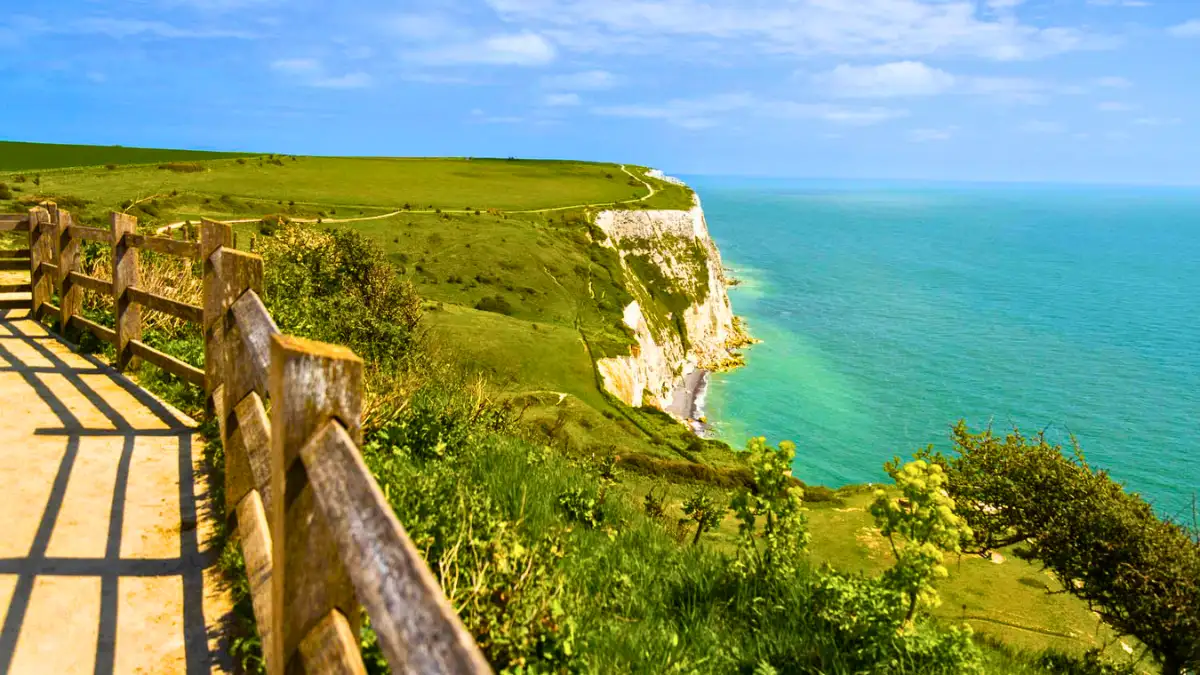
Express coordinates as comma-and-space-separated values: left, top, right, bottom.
484, 0, 1115, 61
544, 92, 582, 106
908, 126, 957, 142
541, 70, 618, 90
1095, 76, 1132, 88
1133, 116, 1182, 126
470, 110, 525, 124
1168, 20, 1200, 38
1087, 0, 1152, 6
1021, 120, 1065, 134
965, 76, 1053, 104
408, 31, 556, 66
271, 58, 371, 88
390, 14, 459, 40
271, 58, 320, 73
1097, 101, 1137, 112
593, 93, 906, 129
815, 61, 956, 98
312, 73, 372, 89
69, 17, 254, 39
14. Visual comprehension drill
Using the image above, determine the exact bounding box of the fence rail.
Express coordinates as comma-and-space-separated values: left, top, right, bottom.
13, 202, 491, 675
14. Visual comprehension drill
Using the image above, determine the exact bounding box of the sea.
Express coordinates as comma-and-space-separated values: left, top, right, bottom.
688, 177, 1200, 518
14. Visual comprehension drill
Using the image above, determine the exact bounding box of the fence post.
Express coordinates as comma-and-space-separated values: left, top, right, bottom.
56, 209, 81, 341
218, 249, 264, 516
270, 334, 365, 675
112, 212, 141, 371
28, 206, 52, 321
201, 219, 233, 406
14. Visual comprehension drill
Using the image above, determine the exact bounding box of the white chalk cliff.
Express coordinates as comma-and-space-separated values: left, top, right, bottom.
593, 190, 746, 415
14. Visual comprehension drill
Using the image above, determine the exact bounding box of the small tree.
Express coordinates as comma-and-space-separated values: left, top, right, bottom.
870, 458, 972, 626
680, 491, 726, 545
731, 437, 809, 577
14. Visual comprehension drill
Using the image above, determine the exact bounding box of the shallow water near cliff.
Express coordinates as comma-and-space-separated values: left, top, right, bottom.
689, 177, 1200, 517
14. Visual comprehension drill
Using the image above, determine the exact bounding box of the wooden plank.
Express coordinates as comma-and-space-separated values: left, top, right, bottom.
125, 233, 200, 259
68, 271, 112, 296
127, 286, 204, 324
128, 339, 205, 387
0, 298, 30, 310
0, 260, 29, 271
298, 611, 368, 675
0, 283, 31, 293
29, 208, 52, 319
0, 220, 30, 233
302, 421, 492, 675
39, 262, 59, 275
67, 225, 111, 244
225, 389, 272, 518
0, 249, 31, 259
113, 212, 141, 371
201, 219, 234, 399
36, 301, 60, 323
68, 315, 117, 345
0, 214, 28, 222
235, 489, 278, 674
230, 290, 278, 398
270, 334, 364, 675
57, 210, 83, 342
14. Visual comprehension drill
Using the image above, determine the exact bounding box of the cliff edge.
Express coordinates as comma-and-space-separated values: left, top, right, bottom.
593, 185, 751, 419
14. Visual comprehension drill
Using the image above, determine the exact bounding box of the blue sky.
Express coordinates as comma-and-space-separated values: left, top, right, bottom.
2, 0, 1199, 183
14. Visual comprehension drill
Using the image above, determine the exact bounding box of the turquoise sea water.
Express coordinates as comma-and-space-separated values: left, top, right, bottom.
690, 178, 1200, 517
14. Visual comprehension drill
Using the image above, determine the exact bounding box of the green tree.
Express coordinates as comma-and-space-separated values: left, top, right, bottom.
870, 458, 972, 625
731, 437, 809, 577
930, 422, 1200, 675
680, 490, 726, 545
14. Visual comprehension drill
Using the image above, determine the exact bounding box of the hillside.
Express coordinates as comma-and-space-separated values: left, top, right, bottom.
0, 141, 1160, 673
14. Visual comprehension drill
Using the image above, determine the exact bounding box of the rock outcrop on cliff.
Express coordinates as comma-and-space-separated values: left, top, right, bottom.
593, 190, 746, 415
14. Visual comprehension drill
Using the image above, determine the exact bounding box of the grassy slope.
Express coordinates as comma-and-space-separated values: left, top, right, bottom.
2, 142, 1138, 668
0, 139, 253, 171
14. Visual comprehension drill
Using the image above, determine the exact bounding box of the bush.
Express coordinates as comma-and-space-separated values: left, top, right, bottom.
258, 224, 422, 373
0, 183, 11, 200
258, 213, 289, 236
475, 295, 514, 316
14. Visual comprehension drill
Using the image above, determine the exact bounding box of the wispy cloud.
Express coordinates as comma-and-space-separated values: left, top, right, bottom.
1097, 101, 1137, 112
1095, 76, 1132, 88
1133, 116, 1182, 126
48, 16, 255, 39
814, 61, 955, 98
541, 70, 618, 91
485, 0, 1117, 61
544, 92, 582, 106
908, 127, 957, 142
593, 93, 906, 130
1168, 20, 1200, 38
270, 58, 372, 89
1021, 120, 1065, 134
406, 31, 556, 66
1087, 0, 1152, 6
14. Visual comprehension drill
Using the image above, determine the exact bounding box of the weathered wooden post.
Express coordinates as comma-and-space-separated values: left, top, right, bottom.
28, 206, 52, 321
270, 334, 365, 675
112, 212, 141, 371
218, 249, 266, 513
201, 219, 234, 405
56, 209, 81, 341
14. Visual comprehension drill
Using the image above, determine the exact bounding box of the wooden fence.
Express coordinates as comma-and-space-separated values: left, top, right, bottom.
3, 204, 491, 675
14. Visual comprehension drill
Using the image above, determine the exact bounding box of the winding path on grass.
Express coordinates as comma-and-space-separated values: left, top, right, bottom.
0, 308, 232, 673
157, 164, 661, 234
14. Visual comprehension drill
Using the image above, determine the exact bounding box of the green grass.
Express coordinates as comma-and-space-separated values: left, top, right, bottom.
0, 139, 254, 171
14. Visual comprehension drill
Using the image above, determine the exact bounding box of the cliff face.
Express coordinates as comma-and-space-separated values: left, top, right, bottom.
594, 192, 743, 415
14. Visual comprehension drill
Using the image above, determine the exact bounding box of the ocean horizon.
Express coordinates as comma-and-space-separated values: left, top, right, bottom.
689, 176, 1200, 518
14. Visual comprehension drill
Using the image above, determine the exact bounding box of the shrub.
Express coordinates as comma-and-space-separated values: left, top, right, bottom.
0, 183, 11, 200
475, 295, 514, 316
104, 163, 116, 171
257, 224, 422, 373
258, 213, 289, 236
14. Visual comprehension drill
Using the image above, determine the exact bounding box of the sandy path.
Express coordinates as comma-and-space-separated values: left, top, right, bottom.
0, 311, 231, 674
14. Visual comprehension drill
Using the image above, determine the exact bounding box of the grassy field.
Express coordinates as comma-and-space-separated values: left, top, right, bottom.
1, 142, 1150, 671
0, 140, 253, 171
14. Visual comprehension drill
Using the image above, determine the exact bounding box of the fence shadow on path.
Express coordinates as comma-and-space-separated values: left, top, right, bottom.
0, 309, 228, 675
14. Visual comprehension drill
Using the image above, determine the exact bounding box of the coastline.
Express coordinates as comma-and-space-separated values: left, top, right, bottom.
666, 368, 712, 435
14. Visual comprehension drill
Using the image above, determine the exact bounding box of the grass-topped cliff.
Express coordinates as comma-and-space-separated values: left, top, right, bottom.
4, 140, 1193, 675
